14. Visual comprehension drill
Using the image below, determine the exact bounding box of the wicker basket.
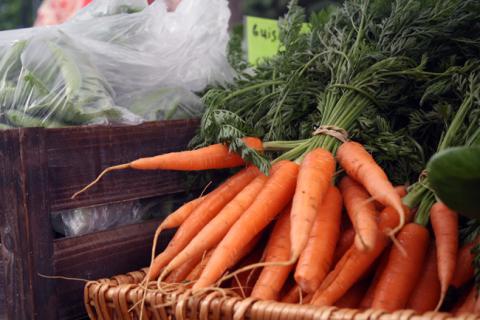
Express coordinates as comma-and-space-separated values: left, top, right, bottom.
84, 269, 479, 320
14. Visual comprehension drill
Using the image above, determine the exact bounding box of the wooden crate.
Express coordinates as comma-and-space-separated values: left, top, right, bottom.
0, 119, 200, 320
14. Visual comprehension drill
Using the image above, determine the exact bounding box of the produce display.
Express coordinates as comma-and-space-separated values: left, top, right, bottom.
53, 0, 480, 317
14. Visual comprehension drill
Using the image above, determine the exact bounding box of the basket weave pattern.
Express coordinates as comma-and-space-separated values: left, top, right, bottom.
84, 269, 479, 320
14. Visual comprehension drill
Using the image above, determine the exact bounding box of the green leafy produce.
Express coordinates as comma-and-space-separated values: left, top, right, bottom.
428, 146, 480, 220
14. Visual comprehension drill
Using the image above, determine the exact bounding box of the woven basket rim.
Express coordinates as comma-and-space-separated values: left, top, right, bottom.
84, 269, 479, 320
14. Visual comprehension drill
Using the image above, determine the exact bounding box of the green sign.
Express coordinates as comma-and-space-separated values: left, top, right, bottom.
245, 16, 310, 65
245, 16, 281, 65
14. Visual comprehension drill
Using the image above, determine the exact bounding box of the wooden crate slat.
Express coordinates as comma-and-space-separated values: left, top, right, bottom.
47, 119, 199, 211
0, 129, 56, 319
52, 219, 174, 320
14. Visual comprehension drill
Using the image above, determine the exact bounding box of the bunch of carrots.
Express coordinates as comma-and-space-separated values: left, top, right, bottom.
74, 137, 477, 315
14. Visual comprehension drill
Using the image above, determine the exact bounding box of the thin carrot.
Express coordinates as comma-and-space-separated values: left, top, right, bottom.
290, 148, 335, 261
358, 246, 391, 309
192, 160, 299, 290
281, 284, 304, 304
370, 223, 430, 312
185, 250, 215, 282
334, 278, 369, 309
406, 242, 441, 313
332, 227, 355, 265
72, 137, 263, 198
251, 208, 294, 300
311, 205, 412, 307
336, 141, 405, 235
147, 166, 259, 280
430, 202, 459, 310
165, 250, 206, 283
160, 173, 268, 280
374, 186, 407, 211
294, 186, 342, 293
451, 240, 478, 288
339, 176, 378, 251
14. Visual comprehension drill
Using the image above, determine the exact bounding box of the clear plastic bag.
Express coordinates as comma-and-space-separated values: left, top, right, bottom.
0, 0, 233, 128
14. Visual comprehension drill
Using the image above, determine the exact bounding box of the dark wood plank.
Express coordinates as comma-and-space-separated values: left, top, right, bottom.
0, 130, 34, 320
0, 244, 5, 319
52, 219, 173, 319
48, 119, 199, 211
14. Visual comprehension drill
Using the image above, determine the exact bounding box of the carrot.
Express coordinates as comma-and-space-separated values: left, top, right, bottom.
336, 141, 405, 235
339, 176, 378, 251
374, 186, 408, 210
451, 240, 478, 288
359, 246, 392, 309
186, 250, 215, 282
430, 202, 459, 310
147, 166, 259, 280
334, 278, 369, 309
294, 186, 342, 293
160, 173, 268, 279
192, 160, 299, 290
290, 148, 335, 261
311, 205, 412, 307
454, 285, 477, 316
165, 250, 206, 283
370, 223, 430, 312
72, 137, 263, 198
251, 209, 294, 300
406, 242, 441, 313
332, 227, 355, 265
230, 242, 265, 298
281, 284, 302, 304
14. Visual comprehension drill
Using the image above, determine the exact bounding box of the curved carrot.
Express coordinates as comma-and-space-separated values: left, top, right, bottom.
251, 208, 293, 300
337, 141, 405, 235
332, 227, 355, 265
290, 148, 335, 261
370, 223, 430, 312
311, 205, 412, 307
451, 240, 478, 288
406, 242, 441, 313
339, 176, 378, 251
160, 174, 268, 279
72, 137, 263, 198
294, 186, 342, 293
359, 246, 392, 309
374, 186, 407, 211
430, 202, 459, 310
147, 166, 259, 280
192, 160, 299, 290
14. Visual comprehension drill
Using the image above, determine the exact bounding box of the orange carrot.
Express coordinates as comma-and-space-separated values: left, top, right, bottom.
251, 209, 294, 300
332, 227, 355, 265
451, 240, 478, 288
192, 160, 299, 290
430, 202, 459, 309
148, 166, 259, 280
290, 148, 335, 261
186, 250, 215, 282
358, 246, 391, 309
72, 137, 263, 198
281, 284, 303, 304
374, 186, 407, 211
230, 242, 265, 298
165, 250, 206, 283
311, 205, 412, 307
334, 278, 369, 309
370, 223, 430, 312
160, 173, 268, 279
336, 141, 405, 235
294, 186, 342, 293
339, 176, 378, 251
406, 242, 441, 313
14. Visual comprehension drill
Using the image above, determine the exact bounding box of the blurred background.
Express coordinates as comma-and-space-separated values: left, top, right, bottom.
0, 0, 340, 31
